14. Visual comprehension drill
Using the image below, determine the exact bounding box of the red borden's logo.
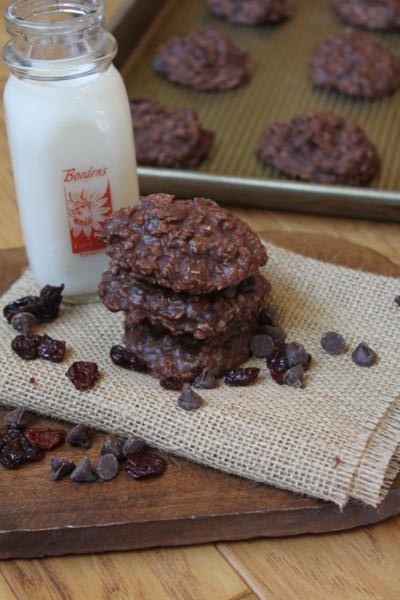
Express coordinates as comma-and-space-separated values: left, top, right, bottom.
63, 166, 113, 254
63, 166, 108, 182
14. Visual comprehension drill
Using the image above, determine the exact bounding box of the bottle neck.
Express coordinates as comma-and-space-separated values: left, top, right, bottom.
2, 0, 117, 80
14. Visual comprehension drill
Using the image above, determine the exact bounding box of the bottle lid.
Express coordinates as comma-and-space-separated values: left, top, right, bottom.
3, 0, 117, 79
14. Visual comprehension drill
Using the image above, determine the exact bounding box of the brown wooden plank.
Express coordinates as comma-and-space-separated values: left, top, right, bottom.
40, 547, 256, 600
218, 515, 400, 600
1, 233, 400, 560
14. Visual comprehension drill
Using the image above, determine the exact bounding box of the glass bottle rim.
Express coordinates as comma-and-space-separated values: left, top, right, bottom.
4, 0, 104, 37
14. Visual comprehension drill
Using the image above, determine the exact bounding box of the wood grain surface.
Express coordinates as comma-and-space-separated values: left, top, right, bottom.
1, 238, 400, 561
1, 0, 400, 598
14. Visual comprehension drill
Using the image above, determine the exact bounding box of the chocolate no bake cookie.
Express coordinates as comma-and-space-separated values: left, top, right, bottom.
208, 0, 293, 25
101, 194, 270, 385
153, 28, 251, 91
332, 0, 400, 30
130, 98, 214, 168
101, 194, 267, 294
256, 113, 380, 185
309, 29, 400, 99
124, 319, 260, 382
100, 269, 270, 340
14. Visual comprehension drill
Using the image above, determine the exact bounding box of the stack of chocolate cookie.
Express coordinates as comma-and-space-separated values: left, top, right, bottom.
99, 193, 270, 383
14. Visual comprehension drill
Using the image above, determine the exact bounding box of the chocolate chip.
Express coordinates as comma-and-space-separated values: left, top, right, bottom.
193, 368, 217, 389
160, 376, 183, 391
320, 331, 346, 355
264, 325, 286, 345
250, 334, 275, 358
70, 457, 97, 483
282, 365, 305, 388
50, 457, 76, 480
177, 383, 204, 410
285, 342, 309, 367
96, 453, 119, 481
66, 424, 91, 449
101, 434, 123, 461
351, 342, 377, 367
258, 306, 278, 327
4, 407, 29, 429
121, 436, 147, 458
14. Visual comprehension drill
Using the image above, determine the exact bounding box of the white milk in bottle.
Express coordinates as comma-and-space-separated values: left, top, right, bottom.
3, 0, 139, 301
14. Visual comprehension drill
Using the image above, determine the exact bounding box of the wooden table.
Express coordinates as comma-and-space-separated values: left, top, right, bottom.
1, 1, 400, 598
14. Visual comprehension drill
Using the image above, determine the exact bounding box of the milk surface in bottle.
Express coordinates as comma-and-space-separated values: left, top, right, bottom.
3, 0, 139, 301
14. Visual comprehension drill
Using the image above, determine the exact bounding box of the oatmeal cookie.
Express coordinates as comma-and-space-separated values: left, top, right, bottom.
309, 29, 400, 99
130, 98, 214, 168
208, 0, 293, 25
124, 318, 259, 382
101, 194, 267, 294
153, 28, 251, 91
100, 268, 270, 340
332, 0, 400, 30
256, 113, 380, 185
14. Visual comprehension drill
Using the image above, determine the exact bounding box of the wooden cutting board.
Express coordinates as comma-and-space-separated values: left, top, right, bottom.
1, 232, 400, 560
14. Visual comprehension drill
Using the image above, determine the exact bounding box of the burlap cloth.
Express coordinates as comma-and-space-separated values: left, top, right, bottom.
1, 242, 400, 508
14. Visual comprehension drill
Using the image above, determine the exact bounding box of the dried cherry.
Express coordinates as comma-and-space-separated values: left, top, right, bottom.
224, 367, 260, 386
37, 334, 66, 362
11, 334, 41, 360
66, 361, 100, 391
110, 345, 146, 371
0, 429, 44, 469
125, 451, 167, 479
26, 427, 66, 449
36, 284, 64, 321
3, 284, 64, 323
267, 346, 290, 385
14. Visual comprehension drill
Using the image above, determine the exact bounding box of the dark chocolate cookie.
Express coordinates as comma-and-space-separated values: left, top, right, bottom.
153, 28, 250, 91
256, 113, 380, 185
130, 98, 214, 168
309, 29, 400, 99
100, 267, 270, 340
332, 0, 400, 30
101, 194, 267, 294
208, 0, 293, 25
124, 319, 259, 382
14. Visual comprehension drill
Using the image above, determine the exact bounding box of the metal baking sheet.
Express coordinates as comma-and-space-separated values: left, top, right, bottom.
111, 0, 400, 221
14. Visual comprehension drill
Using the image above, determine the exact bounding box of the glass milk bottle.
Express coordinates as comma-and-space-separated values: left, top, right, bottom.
3, 0, 138, 301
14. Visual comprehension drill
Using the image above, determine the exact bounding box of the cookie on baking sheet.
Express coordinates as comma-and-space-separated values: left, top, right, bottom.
332, 0, 400, 30
130, 98, 214, 169
208, 0, 293, 25
100, 268, 270, 340
124, 318, 259, 382
256, 113, 380, 186
101, 194, 268, 294
153, 28, 251, 91
309, 29, 400, 99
